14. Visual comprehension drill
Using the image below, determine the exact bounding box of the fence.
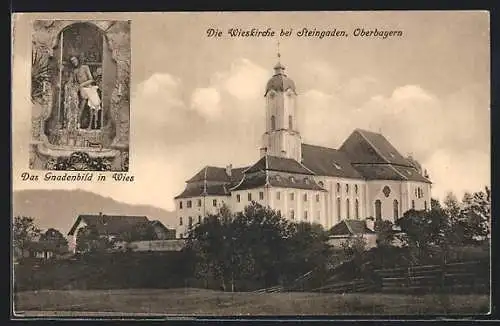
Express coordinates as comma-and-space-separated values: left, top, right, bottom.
373, 260, 489, 294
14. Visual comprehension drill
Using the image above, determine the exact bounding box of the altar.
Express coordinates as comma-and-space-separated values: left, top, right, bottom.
30, 20, 130, 172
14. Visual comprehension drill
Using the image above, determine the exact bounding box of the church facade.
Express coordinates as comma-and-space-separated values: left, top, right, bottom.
174, 59, 432, 238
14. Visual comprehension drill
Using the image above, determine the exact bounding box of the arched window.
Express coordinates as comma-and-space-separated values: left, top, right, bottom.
336, 183, 341, 193
346, 184, 350, 194
355, 199, 359, 220
354, 184, 358, 195
346, 199, 350, 219
337, 197, 341, 221
412, 200, 415, 210
393, 199, 399, 220
288, 115, 293, 130
375, 200, 382, 219
271, 115, 276, 130
424, 200, 428, 211
188, 216, 193, 227
290, 209, 295, 220
179, 217, 183, 226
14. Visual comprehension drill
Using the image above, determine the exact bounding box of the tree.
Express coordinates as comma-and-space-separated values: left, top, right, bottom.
39, 228, 69, 254
395, 209, 448, 264
13, 216, 41, 257
374, 217, 395, 248
458, 186, 491, 244
75, 225, 115, 253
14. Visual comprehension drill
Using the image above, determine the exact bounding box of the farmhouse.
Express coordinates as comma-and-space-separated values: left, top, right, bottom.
174, 56, 432, 237
67, 213, 176, 253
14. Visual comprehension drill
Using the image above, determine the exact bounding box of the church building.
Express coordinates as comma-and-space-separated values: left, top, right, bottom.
174, 56, 432, 238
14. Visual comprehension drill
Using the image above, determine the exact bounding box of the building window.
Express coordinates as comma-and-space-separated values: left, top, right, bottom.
259, 191, 264, 200
197, 199, 202, 207
424, 200, 428, 211
415, 188, 418, 197
336, 183, 341, 193
375, 200, 382, 219
188, 217, 193, 228
290, 192, 295, 201
277, 209, 281, 216
303, 193, 308, 202
198, 215, 202, 224
346, 184, 350, 194
288, 115, 293, 130
383, 186, 391, 198
354, 184, 358, 195
187, 200, 192, 208
304, 211, 308, 220
179, 217, 183, 226
236, 194, 241, 203
271, 115, 276, 130
393, 200, 399, 220
276, 191, 281, 200
248, 193, 252, 201
290, 209, 295, 220
412, 200, 415, 210
315, 194, 320, 202
316, 211, 321, 221
355, 199, 359, 220
346, 199, 350, 219
179, 201, 183, 209
213, 199, 217, 207
337, 197, 341, 221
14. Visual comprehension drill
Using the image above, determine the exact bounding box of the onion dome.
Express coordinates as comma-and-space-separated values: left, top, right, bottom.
265, 61, 297, 96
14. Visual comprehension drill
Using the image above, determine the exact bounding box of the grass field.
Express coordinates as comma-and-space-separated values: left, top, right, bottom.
13, 288, 490, 317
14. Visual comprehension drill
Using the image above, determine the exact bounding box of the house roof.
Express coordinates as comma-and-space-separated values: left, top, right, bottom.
244, 155, 315, 175
186, 166, 231, 183
174, 184, 231, 199
329, 220, 375, 236
67, 214, 149, 236
301, 143, 364, 179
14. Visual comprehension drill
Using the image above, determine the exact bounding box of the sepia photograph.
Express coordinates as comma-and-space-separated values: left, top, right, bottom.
29, 19, 130, 172
11, 11, 490, 318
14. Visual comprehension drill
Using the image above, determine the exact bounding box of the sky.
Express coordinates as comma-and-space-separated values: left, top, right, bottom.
12, 11, 490, 211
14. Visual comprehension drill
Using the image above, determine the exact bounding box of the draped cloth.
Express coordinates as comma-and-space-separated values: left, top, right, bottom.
80, 85, 102, 111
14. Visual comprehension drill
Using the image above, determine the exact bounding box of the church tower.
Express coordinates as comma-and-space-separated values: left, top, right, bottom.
260, 48, 302, 162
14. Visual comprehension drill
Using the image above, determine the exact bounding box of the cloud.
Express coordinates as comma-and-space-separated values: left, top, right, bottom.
213, 58, 268, 101
190, 87, 222, 120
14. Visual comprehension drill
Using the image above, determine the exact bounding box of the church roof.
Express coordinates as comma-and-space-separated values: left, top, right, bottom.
185, 165, 247, 185
174, 184, 231, 199
244, 155, 315, 175
230, 171, 326, 192
339, 129, 414, 167
301, 143, 364, 179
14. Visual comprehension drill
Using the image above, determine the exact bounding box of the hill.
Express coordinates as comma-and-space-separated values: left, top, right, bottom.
12, 189, 177, 234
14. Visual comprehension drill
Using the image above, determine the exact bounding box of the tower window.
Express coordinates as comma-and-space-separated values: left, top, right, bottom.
271, 115, 276, 130
375, 200, 382, 219
288, 115, 293, 130
337, 197, 341, 221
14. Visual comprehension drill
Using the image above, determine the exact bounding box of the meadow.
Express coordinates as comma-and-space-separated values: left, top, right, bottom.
14, 288, 490, 317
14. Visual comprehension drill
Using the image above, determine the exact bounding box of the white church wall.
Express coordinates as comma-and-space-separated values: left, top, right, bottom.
366, 180, 404, 222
